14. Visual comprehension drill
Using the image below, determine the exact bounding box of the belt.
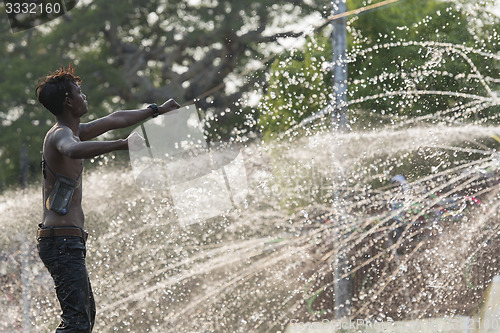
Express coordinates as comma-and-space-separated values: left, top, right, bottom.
37, 227, 88, 241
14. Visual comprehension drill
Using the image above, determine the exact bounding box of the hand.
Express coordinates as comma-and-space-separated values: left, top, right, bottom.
159, 99, 181, 115
127, 132, 147, 151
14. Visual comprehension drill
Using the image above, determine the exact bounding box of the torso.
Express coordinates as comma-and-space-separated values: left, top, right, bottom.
42, 125, 85, 228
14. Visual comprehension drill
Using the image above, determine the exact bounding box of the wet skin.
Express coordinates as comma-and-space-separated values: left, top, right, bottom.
42, 82, 180, 228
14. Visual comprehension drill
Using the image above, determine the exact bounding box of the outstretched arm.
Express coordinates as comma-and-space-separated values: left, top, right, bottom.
79, 99, 180, 141
54, 126, 140, 159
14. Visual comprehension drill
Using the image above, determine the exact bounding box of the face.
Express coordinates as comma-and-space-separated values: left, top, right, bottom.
68, 82, 88, 116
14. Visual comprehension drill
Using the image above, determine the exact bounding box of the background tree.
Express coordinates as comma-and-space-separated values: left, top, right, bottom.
258, 36, 333, 140
259, 0, 499, 136
0, 0, 330, 190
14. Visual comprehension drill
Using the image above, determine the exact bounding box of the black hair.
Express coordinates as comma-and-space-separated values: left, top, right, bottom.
35, 64, 82, 116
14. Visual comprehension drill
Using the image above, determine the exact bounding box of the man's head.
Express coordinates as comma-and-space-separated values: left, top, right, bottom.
36, 64, 84, 117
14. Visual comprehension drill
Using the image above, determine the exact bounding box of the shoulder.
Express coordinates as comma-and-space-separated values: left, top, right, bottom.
48, 126, 79, 152
43, 126, 68, 158
52, 125, 77, 141
52, 125, 73, 136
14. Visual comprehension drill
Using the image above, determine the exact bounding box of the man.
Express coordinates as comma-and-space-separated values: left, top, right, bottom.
35, 64, 180, 332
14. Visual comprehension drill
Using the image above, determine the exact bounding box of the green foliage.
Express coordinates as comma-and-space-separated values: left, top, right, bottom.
259, 36, 333, 138
0, 0, 329, 190
258, 0, 499, 137
347, 0, 499, 120
0, 0, 498, 189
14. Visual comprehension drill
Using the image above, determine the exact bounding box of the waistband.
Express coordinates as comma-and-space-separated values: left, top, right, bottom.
37, 226, 88, 242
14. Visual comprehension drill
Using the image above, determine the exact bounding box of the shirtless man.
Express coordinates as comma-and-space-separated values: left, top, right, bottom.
35, 64, 180, 332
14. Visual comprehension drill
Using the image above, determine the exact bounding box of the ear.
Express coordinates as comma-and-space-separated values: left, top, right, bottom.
63, 95, 72, 109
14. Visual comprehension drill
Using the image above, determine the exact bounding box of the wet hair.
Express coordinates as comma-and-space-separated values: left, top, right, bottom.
35, 64, 82, 116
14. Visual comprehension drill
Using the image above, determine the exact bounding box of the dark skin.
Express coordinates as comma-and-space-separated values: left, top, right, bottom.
42, 82, 180, 228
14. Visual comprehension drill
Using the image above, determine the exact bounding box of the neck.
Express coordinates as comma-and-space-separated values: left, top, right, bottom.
56, 114, 80, 135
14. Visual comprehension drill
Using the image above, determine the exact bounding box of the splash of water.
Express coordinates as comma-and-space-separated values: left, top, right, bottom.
1, 119, 499, 331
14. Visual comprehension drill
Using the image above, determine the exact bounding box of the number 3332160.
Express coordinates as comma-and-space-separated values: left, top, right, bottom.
5, 2, 62, 15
